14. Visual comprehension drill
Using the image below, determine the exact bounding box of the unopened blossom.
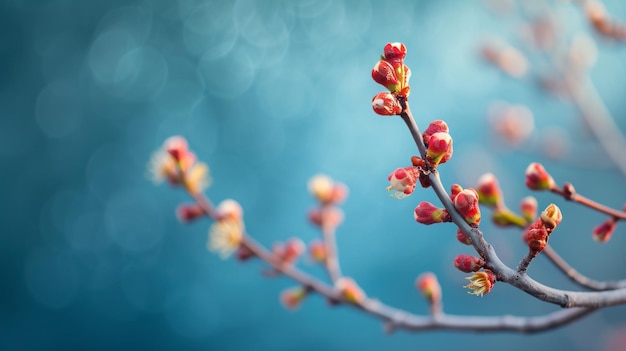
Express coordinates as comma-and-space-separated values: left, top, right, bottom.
176, 203, 205, 223
456, 228, 472, 245
454, 188, 481, 227
464, 270, 496, 296
454, 254, 485, 273
372, 60, 400, 93
387, 166, 419, 199
208, 218, 244, 259
236, 245, 255, 262
520, 196, 538, 222
540, 203, 562, 231
449, 184, 463, 201
274, 238, 305, 264
481, 40, 528, 78
372, 92, 402, 116
308, 239, 327, 263
308, 174, 333, 203
149, 136, 207, 189
491, 208, 528, 227
335, 277, 366, 304
280, 286, 308, 310
476, 173, 502, 207
525, 162, 555, 191
378, 42, 411, 98
308, 207, 344, 229
216, 199, 244, 221
523, 204, 562, 254
414, 201, 451, 225
592, 218, 617, 243
383, 42, 407, 63
415, 272, 442, 305
426, 132, 453, 167
488, 103, 534, 147
422, 120, 450, 145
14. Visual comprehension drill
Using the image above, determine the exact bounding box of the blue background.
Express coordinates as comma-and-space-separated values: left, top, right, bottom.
2, 0, 626, 350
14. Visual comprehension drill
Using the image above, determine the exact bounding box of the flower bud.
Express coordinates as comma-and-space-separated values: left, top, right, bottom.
372, 60, 400, 92
307, 207, 344, 229
464, 269, 496, 296
539, 203, 562, 232
414, 201, 451, 225
422, 120, 449, 146
450, 184, 463, 201
525, 162, 555, 191
164, 135, 189, 162
592, 218, 617, 243
216, 199, 243, 221
456, 228, 472, 245
520, 196, 538, 222
308, 174, 334, 203
492, 208, 528, 227
335, 277, 365, 304
236, 245, 255, 261
454, 188, 481, 227
476, 173, 502, 207
176, 203, 205, 223
523, 224, 548, 253
308, 239, 327, 263
426, 132, 453, 167
454, 254, 485, 273
280, 286, 307, 310
273, 238, 305, 264
387, 166, 419, 199
383, 42, 407, 63
415, 272, 442, 305
372, 92, 402, 115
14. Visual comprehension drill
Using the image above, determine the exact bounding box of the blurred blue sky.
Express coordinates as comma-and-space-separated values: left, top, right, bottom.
1, 0, 626, 350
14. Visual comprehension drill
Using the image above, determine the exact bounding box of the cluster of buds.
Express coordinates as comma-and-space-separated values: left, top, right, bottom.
149, 136, 210, 194
371, 42, 411, 116
422, 120, 453, 168
451, 186, 481, 227
522, 203, 562, 255
335, 277, 366, 304
308, 174, 347, 229
525, 162, 555, 191
415, 272, 442, 308
208, 199, 245, 259
464, 269, 496, 296
414, 201, 451, 225
273, 238, 305, 265
280, 286, 308, 310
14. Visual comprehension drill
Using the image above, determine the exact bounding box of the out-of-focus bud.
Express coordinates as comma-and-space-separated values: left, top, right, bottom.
307, 207, 344, 229
274, 238, 305, 264
280, 286, 308, 310
454, 254, 485, 273
454, 188, 481, 227
456, 228, 472, 245
464, 270, 496, 296
415, 272, 442, 305
176, 203, 205, 223
216, 199, 244, 222
387, 166, 419, 199
525, 162, 556, 191
592, 218, 617, 243
414, 201, 451, 225
520, 196, 538, 223
422, 120, 449, 146
236, 245, 255, 262
481, 39, 528, 78
426, 132, 453, 167
488, 102, 534, 147
492, 208, 528, 228
335, 277, 366, 304
476, 173, 502, 207
540, 203, 562, 232
164, 135, 189, 162
308, 239, 327, 263
372, 60, 400, 93
372, 92, 403, 116
308, 174, 333, 203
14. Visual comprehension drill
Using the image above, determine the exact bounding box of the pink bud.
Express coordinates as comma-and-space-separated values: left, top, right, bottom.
422, 120, 449, 146
372, 60, 400, 92
454, 254, 485, 273
415, 272, 441, 305
476, 173, 502, 207
387, 166, 419, 199
280, 287, 307, 310
414, 201, 451, 225
383, 42, 407, 63
335, 277, 366, 304
372, 92, 402, 116
520, 196, 538, 222
450, 184, 463, 201
236, 245, 255, 262
592, 218, 617, 243
176, 203, 205, 223
525, 162, 556, 191
308, 239, 327, 263
426, 132, 453, 167
456, 228, 472, 245
273, 238, 305, 264
454, 188, 481, 227
164, 135, 189, 162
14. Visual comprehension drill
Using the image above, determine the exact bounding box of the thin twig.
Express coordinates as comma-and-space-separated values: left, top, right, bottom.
321, 205, 343, 283
550, 185, 626, 220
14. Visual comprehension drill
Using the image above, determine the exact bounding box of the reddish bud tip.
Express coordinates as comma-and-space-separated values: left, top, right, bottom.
426, 132, 453, 167
525, 162, 555, 191
372, 92, 402, 116
335, 277, 366, 304
414, 201, 451, 225
415, 272, 442, 305
176, 203, 205, 223
476, 173, 502, 207
308, 239, 327, 262
592, 218, 617, 243
454, 188, 481, 227
383, 42, 407, 63
456, 228, 473, 245
519, 196, 538, 222
280, 287, 307, 310
387, 166, 419, 199
454, 254, 485, 273
422, 120, 450, 146
450, 184, 463, 201
372, 60, 400, 93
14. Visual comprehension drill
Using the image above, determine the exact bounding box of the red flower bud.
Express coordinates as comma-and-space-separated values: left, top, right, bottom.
454, 254, 485, 273
176, 203, 205, 223
387, 166, 419, 199
415, 272, 441, 305
273, 238, 305, 264
236, 245, 255, 262
592, 218, 617, 243
523, 223, 549, 253
519, 196, 538, 222
280, 286, 307, 310
454, 188, 481, 227
525, 162, 555, 191
372, 92, 402, 116
414, 201, 451, 225
456, 228, 472, 245
450, 184, 463, 201
422, 120, 449, 146
426, 132, 453, 167
476, 173, 502, 207
383, 42, 407, 63
372, 60, 400, 93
